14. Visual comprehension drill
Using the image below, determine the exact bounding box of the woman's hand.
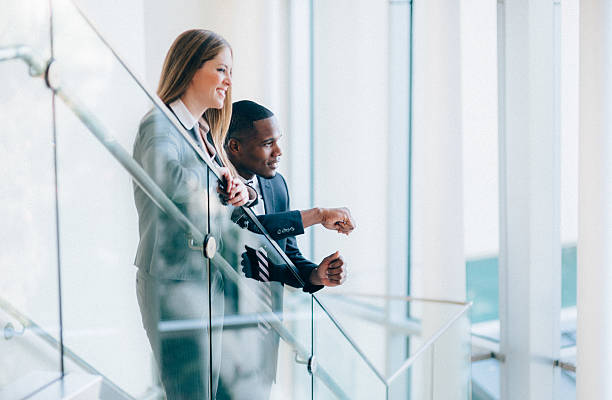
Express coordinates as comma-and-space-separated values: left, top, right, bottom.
226, 177, 249, 206
216, 167, 249, 207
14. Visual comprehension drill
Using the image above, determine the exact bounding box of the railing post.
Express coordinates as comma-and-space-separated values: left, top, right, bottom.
497, 0, 562, 398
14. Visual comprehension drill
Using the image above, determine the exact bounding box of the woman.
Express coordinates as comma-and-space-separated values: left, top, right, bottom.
132, 29, 247, 399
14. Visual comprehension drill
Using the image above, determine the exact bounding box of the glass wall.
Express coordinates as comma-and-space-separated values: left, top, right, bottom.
0, 0, 62, 397
308, 0, 414, 389
50, 0, 152, 395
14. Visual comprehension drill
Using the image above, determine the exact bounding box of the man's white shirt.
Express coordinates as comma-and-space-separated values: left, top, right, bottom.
245, 177, 266, 215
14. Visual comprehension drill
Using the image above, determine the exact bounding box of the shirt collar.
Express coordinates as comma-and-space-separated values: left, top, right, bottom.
241, 174, 256, 184
168, 98, 199, 130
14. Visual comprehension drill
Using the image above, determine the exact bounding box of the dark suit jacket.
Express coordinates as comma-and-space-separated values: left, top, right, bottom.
239, 173, 321, 386
257, 173, 323, 294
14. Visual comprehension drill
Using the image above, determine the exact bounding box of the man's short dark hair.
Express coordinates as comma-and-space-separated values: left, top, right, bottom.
226, 100, 275, 145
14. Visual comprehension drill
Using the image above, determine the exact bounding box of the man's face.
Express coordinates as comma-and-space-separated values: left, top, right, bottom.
232, 116, 282, 179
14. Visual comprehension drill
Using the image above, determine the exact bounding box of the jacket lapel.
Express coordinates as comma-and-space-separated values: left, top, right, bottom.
258, 176, 275, 214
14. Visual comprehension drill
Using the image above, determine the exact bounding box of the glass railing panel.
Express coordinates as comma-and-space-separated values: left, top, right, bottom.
207, 169, 313, 399
407, 298, 470, 373
0, 0, 62, 395
312, 293, 389, 375
276, 291, 312, 400
429, 311, 471, 399
41, 1, 317, 398
313, 297, 386, 399
314, 293, 467, 376
48, 0, 211, 397
312, 293, 471, 399
386, 306, 471, 399
388, 345, 432, 400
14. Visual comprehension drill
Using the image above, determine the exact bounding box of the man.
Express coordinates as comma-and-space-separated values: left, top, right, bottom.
226, 100, 351, 290
218, 100, 352, 398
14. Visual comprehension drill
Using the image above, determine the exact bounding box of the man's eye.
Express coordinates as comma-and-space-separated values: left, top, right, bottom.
217, 68, 226, 73
264, 143, 273, 147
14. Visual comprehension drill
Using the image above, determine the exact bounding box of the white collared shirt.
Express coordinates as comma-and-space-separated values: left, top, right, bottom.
245, 177, 266, 215
169, 98, 198, 131
169, 98, 211, 159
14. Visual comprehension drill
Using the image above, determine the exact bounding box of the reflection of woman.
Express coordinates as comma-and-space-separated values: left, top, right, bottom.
132, 29, 247, 399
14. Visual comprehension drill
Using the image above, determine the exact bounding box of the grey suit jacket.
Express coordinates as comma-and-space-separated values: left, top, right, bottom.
133, 108, 210, 280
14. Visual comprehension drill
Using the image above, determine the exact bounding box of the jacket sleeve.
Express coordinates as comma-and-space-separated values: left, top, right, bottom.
230, 207, 305, 241
256, 211, 304, 240
283, 236, 324, 293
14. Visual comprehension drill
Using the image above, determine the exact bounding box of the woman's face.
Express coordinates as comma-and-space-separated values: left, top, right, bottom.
189, 46, 233, 110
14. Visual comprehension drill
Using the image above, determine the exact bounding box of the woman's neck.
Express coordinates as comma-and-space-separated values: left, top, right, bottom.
180, 91, 207, 122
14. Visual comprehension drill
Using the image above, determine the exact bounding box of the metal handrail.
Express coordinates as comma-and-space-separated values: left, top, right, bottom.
0, 45, 47, 75
321, 291, 473, 306
554, 359, 576, 373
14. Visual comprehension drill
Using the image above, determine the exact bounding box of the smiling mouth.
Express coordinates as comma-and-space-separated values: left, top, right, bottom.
216, 88, 226, 97
268, 161, 279, 169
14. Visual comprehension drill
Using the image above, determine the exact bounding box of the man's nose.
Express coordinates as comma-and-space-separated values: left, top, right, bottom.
273, 143, 282, 157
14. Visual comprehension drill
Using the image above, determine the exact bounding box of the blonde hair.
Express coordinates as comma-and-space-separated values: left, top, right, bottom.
157, 29, 233, 169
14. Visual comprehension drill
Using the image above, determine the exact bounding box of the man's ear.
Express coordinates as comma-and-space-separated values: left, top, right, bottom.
226, 138, 240, 155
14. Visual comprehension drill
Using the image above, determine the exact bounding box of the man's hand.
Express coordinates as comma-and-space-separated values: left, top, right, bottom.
310, 251, 347, 287
300, 207, 356, 235
320, 207, 355, 235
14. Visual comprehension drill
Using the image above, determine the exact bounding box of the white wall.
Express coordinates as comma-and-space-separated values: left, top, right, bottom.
310, 0, 389, 296
461, 0, 500, 259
